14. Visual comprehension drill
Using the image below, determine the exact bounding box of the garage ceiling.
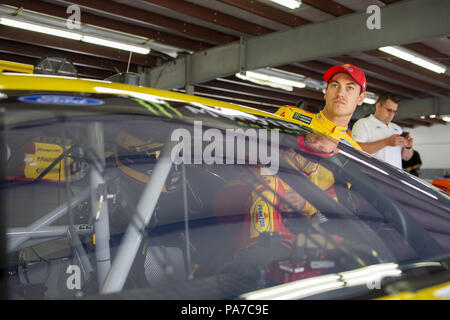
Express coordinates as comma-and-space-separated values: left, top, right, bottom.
1, 0, 449, 127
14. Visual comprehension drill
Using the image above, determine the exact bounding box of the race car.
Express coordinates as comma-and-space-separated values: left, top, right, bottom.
1, 60, 450, 301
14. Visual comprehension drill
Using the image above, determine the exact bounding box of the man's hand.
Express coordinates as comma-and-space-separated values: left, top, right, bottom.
403, 133, 413, 148
282, 190, 306, 212
401, 133, 414, 161
386, 134, 405, 146
386, 134, 412, 147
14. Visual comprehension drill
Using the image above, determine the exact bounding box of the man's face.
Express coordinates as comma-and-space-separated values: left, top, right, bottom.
323, 72, 366, 119
304, 133, 338, 154
375, 99, 398, 125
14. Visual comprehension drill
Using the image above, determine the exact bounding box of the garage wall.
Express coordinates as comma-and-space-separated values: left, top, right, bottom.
401, 123, 450, 179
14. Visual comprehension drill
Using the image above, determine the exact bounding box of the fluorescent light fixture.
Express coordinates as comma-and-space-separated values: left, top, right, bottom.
0, 17, 82, 40
430, 114, 436, 118
246, 70, 306, 88
0, 16, 150, 55
363, 92, 378, 104
379, 46, 446, 74
82, 35, 150, 55
363, 97, 377, 104
269, 0, 301, 10
236, 69, 306, 91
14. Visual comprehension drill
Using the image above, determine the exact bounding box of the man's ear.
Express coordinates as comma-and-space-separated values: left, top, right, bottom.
323, 85, 328, 100
357, 91, 366, 106
374, 101, 381, 112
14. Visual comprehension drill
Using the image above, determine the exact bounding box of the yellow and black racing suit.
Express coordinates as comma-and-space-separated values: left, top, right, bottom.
275, 106, 361, 150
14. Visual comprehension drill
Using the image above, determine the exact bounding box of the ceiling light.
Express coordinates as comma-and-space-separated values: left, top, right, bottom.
0, 17, 82, 40
430, 114, 436, 118
442, 116, 450, 122
269, 0, 302, 10
236, 69, 306, 91
82, 35, 150, 55
363, 91, 378, 105
247, 70, 306, 88
236, 72, 293, 91
379, 46, 446, 74
363, 97, 377, 104
0, 16, 150, 55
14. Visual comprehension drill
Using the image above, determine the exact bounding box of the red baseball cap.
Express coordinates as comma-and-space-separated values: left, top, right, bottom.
323, 64, 367, 92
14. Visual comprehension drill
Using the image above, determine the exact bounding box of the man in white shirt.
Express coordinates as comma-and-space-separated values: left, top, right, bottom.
351, 92, 413, 168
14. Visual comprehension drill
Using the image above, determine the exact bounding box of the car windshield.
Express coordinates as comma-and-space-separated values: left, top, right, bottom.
1, 90, 450, 300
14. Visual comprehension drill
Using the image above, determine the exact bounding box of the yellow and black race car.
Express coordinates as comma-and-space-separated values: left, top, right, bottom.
1, 61, 450, 301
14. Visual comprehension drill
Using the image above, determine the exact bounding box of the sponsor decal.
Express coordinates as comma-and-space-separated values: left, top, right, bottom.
132, 98, 182, 118
293, 112, 313, 125
19, 95, 104, 106
343, 65, 353, 72
253, 200, 270, 233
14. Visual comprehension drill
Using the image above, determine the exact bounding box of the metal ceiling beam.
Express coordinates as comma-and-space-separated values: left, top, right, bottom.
297, 61, 427, 99
293, 0, 450, 94
395, 96, 450, 119
419, 116, 447, 125
0, 26, 157, 68
363, 50, 450, 87
2, 0, 211, 52
391, 120, 414, 128
193, 86, 288, 107
220, 76, 325, 101
380, 0, 408, 4
331, 56, 450, 96
0, 51, 113, 79
0, 38, 139, 73
66, 0, 236, 45
302, 0, 353, 16
145, 0, 450, 90
396, 119, 432, 127
142, 0, 273, 36
249, 0, 450, 97
404, 42, 450, 68
199, 79, 324, 108
217, 0, 310, 27
400, 118, 433, 127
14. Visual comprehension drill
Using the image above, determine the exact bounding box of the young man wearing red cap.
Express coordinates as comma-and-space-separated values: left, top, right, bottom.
226, 64, 367, 252
214, 65, 368, 259
275, 64, 367, 149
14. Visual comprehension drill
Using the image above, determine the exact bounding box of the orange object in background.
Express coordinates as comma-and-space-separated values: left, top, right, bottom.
432, 178, 450, 194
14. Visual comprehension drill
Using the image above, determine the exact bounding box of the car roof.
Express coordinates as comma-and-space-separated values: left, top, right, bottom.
0, 69, 282, 121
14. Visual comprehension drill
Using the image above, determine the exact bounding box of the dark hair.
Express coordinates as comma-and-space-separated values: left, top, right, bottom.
376, 92, 400, 106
